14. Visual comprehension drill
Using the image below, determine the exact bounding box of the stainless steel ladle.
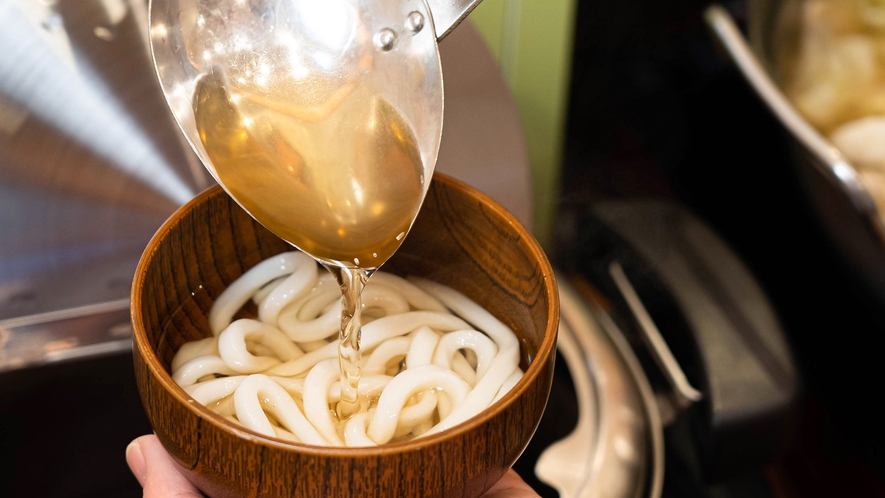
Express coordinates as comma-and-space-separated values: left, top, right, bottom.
150, 0, 479, 226
149, 0, 447, 232
148, 0, 483, 263
149, 0, 480, 407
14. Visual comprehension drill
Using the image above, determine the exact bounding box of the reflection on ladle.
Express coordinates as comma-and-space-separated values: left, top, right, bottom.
193, 66, 425, 269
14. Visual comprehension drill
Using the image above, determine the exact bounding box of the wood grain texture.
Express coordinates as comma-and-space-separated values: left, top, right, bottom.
131, 173, 559, 498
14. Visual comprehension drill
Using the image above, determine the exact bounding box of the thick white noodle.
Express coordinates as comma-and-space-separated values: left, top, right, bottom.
362, 284, 411, 317
326, 375, 392, 402
233, 374, 328, 445
269, 374, 393, 402
302, 359, 345, 446
492, 369, 524, 404
450, 354, 477, 386
343, 412, 375, 447
273, 426, 301, 443
292, 288, 339, 321
437, 391, 453, 420
174, 252, 527, 447
171, 336, 219, 372
173, 355, 237, 387
184, 375, 246, 405
409, 277, 519, 351
277, 289, 339, 342
217, 318, 303, 373
363, 337, 412, 375
213, 396, 236, 417
209, 253, 304, 334
432, 330, 498, 379
247, 341, 276, 358
406, 326, 440, 369
252, 276, 287, 304
258, 252, 317, 325
298, 339, 331, 352
369, 272, 448, 312
367, 365, 471, 444
360, 312, 471, 350
410, 277, 521, 436
412, 419, 434, 438
264, 342, 338, 377
425, 348, 519, 435
267, 312, 470, 377
397, 391, 439, 427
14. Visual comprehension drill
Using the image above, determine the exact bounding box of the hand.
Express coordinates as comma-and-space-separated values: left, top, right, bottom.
127, 434, 540, 497
127, 435, 202, 498
479, 468, 541, 498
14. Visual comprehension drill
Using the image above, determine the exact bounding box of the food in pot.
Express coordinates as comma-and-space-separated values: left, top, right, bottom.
781, 0, 885, 211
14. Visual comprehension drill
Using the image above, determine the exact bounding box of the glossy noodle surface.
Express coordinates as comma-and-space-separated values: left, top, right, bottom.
171, 252, 524, 446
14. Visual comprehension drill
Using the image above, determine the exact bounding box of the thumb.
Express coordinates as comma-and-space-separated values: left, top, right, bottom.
481, 469, 540, 498
127, 435, 204, 498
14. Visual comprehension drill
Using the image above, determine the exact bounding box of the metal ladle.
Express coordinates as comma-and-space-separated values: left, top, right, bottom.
148, 0, 446, 237
149, 0, 478, 409
149, 0, 480, 211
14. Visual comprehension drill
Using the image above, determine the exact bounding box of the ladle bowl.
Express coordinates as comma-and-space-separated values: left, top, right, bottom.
149, 0, 444, 267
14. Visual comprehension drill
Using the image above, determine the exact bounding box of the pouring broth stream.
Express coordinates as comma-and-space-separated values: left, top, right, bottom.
193, 66, 427, 410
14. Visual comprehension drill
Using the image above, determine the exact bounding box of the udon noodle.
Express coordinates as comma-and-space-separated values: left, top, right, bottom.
171, 251, 524, 446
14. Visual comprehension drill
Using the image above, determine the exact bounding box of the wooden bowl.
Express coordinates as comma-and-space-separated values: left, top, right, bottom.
131, 173, 558, 498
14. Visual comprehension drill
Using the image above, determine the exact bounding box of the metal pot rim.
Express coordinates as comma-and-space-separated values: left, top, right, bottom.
536, 276, 664, 498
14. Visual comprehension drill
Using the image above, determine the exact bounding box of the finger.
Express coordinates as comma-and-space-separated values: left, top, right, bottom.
127, 435, 204, 498
481, 469, 540, 498
126, 439, 147, 487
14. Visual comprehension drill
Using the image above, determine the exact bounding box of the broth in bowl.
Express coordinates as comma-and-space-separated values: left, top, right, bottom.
171, 254, 525, 446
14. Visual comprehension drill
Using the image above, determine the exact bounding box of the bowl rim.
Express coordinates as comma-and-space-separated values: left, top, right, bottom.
130, 172, 559, 456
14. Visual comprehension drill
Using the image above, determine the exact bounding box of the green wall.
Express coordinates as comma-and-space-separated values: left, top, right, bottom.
469, 0, 577, 250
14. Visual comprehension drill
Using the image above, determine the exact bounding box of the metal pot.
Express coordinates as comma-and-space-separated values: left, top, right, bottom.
536, 277, 665, 498
705, 1, 885, 304
537, 197, 800, 497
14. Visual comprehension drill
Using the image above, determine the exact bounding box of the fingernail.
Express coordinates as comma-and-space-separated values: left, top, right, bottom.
126, 440, 146, 486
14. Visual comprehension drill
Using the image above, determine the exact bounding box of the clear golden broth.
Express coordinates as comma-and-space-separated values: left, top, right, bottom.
193, 67, 425, 269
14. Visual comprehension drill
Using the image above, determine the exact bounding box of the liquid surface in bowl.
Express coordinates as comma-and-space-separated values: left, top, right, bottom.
193, 66, 426, 269
170, 252, 524, 447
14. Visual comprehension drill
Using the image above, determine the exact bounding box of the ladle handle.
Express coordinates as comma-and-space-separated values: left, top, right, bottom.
426, 0, 484, 40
